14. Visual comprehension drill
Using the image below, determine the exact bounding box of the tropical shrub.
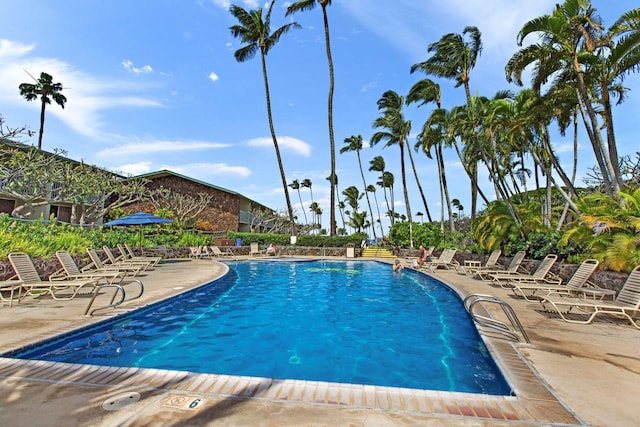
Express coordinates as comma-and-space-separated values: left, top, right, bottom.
561, 188, 640, 271
0, 214, 205, 259
388, 221, 443, 248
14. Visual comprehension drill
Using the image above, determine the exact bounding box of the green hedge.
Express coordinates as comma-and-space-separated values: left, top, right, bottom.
227, 231, 367, 247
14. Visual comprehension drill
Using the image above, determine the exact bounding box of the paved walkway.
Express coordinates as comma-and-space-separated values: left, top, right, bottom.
0, 257, 638, 426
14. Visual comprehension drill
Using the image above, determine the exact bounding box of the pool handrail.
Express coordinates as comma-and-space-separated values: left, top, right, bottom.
463, 293, 531, 344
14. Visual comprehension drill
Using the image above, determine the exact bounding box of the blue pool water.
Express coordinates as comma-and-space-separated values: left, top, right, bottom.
8, 260, 510, 394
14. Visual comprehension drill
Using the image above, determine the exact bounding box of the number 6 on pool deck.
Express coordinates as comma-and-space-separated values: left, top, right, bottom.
188, 398, 202, 410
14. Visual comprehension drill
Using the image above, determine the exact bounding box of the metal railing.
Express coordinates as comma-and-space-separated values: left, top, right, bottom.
84, 279, 144, 316
463, 293, 530, 344
223, 247, 237, 260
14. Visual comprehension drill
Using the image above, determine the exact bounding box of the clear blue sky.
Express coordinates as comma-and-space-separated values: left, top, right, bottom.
1, 1, 637, 234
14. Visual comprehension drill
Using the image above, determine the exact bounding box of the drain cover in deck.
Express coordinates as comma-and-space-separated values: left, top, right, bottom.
102, 392, 141, 411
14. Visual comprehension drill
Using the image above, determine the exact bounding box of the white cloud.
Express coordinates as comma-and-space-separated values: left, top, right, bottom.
121, 60, 153, 74
553, 141, 580, 154
0, 39, 35, 57
163, 162, 251, 177
340, 0, 556, 63
360, 81, 378, 93
209, 0, 258, 10
208, 72, 219, 82
118, 161, 153, 176
246, 135, 312, 157
97, 140, 232, 157
439, 0, 556, 53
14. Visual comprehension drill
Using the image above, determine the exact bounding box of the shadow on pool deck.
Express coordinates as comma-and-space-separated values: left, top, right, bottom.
0, 256, 638, 426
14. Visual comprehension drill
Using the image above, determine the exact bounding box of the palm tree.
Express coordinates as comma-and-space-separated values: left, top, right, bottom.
371, 90, 413, 246
600, 8, 640, 180
411, 25, 481, 102
366, 184, 384, 237
301, 178, 314, 206
505, 0, 636, 198
406, 78, 443, 223
451, 199, 464, 219
327, 173, 345, 231
342, 185, 362, 212
308, 201, 322, 232
18, 72, 67, 150
342, 185, 368, 233
411, 26, 483, 222
229, 3, 300, 229
369, 156, 391, 231
288, 179, 308, 224
378, 171, 395, 226
337, 200, 347, 231
314, 204, 323, 232
286, 0, 337, 236
341, 135, 377, 239
348, 210, 369, 234
418, 114, 454, 232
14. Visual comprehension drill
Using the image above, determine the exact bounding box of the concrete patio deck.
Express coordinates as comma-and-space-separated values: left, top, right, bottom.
0, 256, 638, 426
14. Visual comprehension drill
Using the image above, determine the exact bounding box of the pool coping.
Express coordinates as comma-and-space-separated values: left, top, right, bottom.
0, 258, 585, 425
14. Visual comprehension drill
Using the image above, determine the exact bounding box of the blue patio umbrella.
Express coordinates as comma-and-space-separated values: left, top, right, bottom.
103, 212, 173, 246
103, 212, 173, 227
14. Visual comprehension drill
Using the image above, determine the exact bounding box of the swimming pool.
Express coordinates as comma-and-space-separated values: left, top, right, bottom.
8, 260, 510, 395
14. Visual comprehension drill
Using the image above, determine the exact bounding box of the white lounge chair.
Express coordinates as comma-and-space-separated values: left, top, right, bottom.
511, 259, 599, 301
488, 254, 559, 288
86, 249, 145, 277
458, 250, 501, 275
0, 278, 23, 307
8, 252, 100, 301
420, 248, 459, 271
102, 246, 153, 271
539, 265, 640, 329
210, 246, 233, 258
250, 242, 261, 257
141, 245, 175, 258
118, 244, 162, 266
51, 250, 127, 285
474, 251, 526, 281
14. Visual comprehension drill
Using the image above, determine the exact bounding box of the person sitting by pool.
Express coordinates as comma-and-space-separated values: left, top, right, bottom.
393, 259, 404, 272
416, 245, 430, 268
266, 243, 276, 256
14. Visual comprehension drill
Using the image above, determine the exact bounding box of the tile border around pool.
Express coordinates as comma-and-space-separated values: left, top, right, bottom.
0, 342, 581, 425
0, 261, 584, 424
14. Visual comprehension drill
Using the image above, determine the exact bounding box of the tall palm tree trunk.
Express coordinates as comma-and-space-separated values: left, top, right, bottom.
399, 142, 413, 247
370, 187, 384, 238
321, 6, 337, 236
297, 189, 308, 224
38, 101, 47, 150
357, 152, 376, 239
260, 49, 295, 229
575, 76, 621, 197
380, 183, 391, 226
436, 144, 447, 232
406, 145, 432, 222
